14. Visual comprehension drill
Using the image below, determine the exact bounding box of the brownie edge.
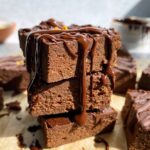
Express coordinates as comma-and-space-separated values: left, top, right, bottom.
39, 107, 117, 148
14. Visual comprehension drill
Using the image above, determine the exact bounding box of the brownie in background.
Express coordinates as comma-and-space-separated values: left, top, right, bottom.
0, 56, 30, 92
29, 72, 112, 116
122, 90, 150, 150
113, 48, 137, 94
138, 65, 150, 90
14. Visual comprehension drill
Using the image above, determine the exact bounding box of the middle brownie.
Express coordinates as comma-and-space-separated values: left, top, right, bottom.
29, 72, 112, 116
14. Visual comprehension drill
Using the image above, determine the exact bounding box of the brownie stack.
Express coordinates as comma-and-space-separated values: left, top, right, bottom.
19, 19, 121, 148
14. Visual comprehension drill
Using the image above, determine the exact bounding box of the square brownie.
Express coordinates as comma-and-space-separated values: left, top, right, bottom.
29, 72, 112, 116
138, 64, 150, 90
0, 56, 30, 92
122, 90, 150, 150
0, 87, 3, 110
39, 107, 117, 148
19, 19, 121, 83
113, 48, 137, 94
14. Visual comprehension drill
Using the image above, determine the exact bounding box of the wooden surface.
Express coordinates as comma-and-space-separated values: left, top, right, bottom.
0, 58, 149, 150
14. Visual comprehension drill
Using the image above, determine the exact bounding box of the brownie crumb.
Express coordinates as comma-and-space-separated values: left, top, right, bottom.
95, 135, 109, 150
16, 116, 22, 120
30, 139, 42, 150
6, 101, 21, 111
16, 133, 26, 148
27, 125, 41, 133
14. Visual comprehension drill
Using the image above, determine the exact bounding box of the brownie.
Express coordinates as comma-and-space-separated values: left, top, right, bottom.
18, 19, 121, 83
122, 90, 150, 150
29, 72, 112, 116
138, 65, 150, 90
0, 56, 30, 92
39, 107, 117, 148
0, 87, 3, 110
113, 48, 137, 94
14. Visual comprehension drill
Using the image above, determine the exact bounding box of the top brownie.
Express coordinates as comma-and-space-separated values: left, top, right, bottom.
18, 19, 121, 83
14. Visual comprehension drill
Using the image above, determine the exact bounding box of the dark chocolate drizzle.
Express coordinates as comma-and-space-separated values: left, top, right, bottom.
25, 20, 115, 126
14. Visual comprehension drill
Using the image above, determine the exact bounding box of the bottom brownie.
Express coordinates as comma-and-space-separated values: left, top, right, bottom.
122, 90, 150, 150
0, 87, 3, 110
39, 107, 117, 148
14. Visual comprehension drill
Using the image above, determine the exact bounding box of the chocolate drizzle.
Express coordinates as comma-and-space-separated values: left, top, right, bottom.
74, 34, 92, 125
25, 19, 115, 126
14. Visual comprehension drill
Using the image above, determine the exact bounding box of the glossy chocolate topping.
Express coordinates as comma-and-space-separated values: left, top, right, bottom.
25, 19, 117, 126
